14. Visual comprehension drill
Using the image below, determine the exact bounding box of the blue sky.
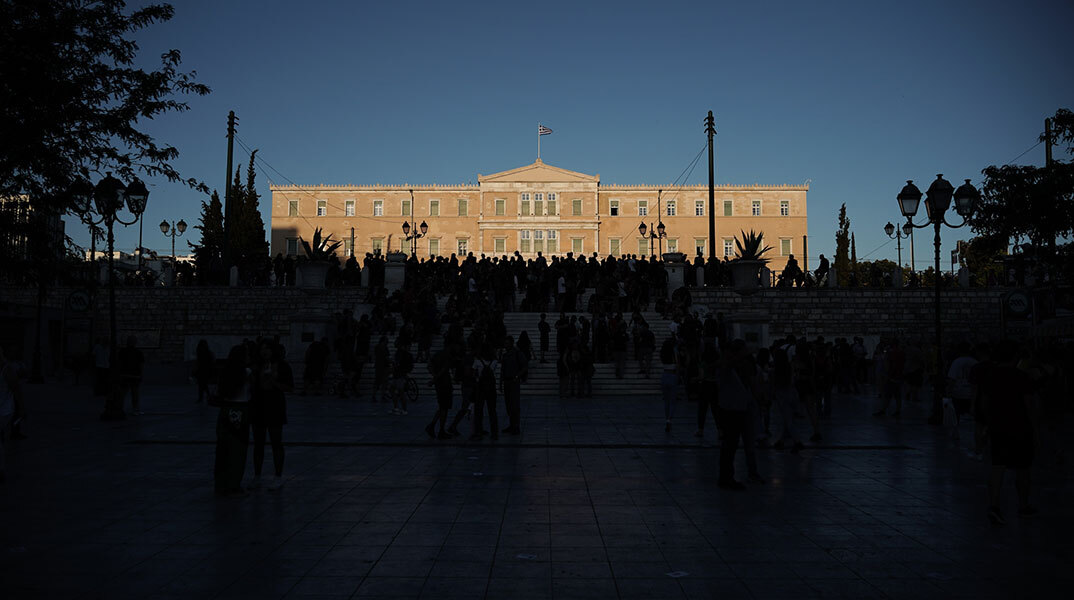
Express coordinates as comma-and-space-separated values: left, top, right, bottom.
79, 0, 1073, 268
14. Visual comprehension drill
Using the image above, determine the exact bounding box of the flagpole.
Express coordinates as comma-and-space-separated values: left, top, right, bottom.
537, 123, 541, 160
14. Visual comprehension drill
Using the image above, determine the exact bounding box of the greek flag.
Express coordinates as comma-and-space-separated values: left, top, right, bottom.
538, 125, 553, 135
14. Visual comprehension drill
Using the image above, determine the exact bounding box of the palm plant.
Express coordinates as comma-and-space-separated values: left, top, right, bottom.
300, 227, 342, 261
734, 229, 773, 263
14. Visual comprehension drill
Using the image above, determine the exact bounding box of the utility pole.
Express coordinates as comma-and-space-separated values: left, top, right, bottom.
705, 111, 716, 260
1045, 117, 1054, 167
223, 110, 238, 272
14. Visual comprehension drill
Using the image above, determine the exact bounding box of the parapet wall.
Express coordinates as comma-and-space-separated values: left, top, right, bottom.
0, 286, 1008, 367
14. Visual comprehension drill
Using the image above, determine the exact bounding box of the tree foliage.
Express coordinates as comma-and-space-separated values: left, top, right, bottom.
230, 150, 269, 268
834, 203, 851, 284
189, 190, 224, 279
970, 108, 1074, 265
959, 236, 1007, 286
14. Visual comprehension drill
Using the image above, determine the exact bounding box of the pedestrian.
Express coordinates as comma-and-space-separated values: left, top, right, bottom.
390, 344, 414, 415
538, 313, 551, 363
716, 340, 763, 489
770, 347, 803, 451
212, 345, 250, 496
981, 341, 1037, 525
874, 338, 904, 418
659, 337, 679, 433
249, 341, 292, 491
194, 339, 215, 405
471, 345, 499, 441
425, 341, 454, 440
500, 336, 527, 435
694, 345, 720, 439
117, 336, 144, 415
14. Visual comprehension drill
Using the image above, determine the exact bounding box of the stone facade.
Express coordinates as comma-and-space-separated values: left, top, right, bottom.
270, 159, 810, 272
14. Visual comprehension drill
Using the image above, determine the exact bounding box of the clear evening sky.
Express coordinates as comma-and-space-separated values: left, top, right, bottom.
80, 0, 1073, 269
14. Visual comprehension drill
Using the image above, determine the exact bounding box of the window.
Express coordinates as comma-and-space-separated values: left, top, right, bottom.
316, 200, 327, 217
571, 237, 583, 254
694, 238, 706, 257
373, 200, 383, 216
723, 200, 732, 216
402, 198, 412, 216
288, 200, 298, 217
752, 200, 761, 216
610, 238, 621, 256
429, 238, 440, 256
723, 238, 735, 258
286, 238, 298, 256
345, 200, 355, 216
429, 199, 440, 217
695, 200, 705, 216
457, 238, 468, 255
547, 230, 558, 253
547, 193, 557, 216
780, 200, 789, 216
572, 198, 582, 216
494, 237, 506, 253
371, 238, 384, 254
638, 238, 649, 256
667, 238, 678, 253
457, 198, 468, 216
533, 230, 544, 253
344, 238, 353, 257
780, 238, 792, 256
666, 200, 676, 216
520, 193, 531, 216
495, 198, 505, 216
534, 193, 544, 216
610, 200, 619, 216
638, 199, 648, 216
520, 230, 531, 253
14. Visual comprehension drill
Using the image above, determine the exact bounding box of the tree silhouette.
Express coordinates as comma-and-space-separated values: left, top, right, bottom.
835, 204, 851, 285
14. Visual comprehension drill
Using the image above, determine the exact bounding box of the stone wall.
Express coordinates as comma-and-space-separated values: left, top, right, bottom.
0, 286, 1008, 369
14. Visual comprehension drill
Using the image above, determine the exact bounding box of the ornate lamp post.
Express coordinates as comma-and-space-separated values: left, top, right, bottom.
638, 220, 667, 257
884, 220, 913, 274
402, 220, 429, 256
74, 173, 148, 420
159, 219, 188, 261
898, 175, 979, 424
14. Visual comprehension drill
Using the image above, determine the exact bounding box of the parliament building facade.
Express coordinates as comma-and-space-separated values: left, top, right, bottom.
270, 159, 809, 272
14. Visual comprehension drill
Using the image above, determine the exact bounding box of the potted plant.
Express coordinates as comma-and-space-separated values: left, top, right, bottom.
731, 229, 773, 294
298, 227, 342, 288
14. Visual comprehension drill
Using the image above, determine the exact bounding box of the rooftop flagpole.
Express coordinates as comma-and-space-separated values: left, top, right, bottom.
538, 122, 541, 160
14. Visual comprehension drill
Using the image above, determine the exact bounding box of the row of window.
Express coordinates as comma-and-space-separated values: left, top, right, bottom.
288, 198, 793, 218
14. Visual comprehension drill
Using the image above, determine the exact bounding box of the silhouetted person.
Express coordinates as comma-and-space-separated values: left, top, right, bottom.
471, 345, 499, 441
982, 341, 1036, 525
117, 336, 144, 415
425, 342, 454, 440
500, 336, 527, 435
213, 345, 250, 496
538, 313, 550, 363
815, 254, 830, 284
249, 341, 292, 490
194, 339, 214, 404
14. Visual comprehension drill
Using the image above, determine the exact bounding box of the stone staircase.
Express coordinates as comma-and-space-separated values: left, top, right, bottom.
301, 293, 675, 399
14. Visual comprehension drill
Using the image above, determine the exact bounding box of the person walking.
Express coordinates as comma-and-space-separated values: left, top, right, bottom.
117, 336, 144, 416
716, 340, 758, 490
500, 336, 527, 435
212, 345, 251, 496
194, 339, 215, 405
249, 341, 292, 491
981, 341, 1037, 524
770, 347, 804, 451
471, 345, 499, 441
694, 345, 720, 440
389, 344, 414, 415
538, 313, 551, 363
425, 341, 454, 440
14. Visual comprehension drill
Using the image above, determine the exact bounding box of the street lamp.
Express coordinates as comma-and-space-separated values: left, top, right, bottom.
639, 221, 667, 257
898, 175, 979, 424
884, 220, 913, 276
402, 220, 429, 256
159, 218, 188, 261
75, 173, 148, 420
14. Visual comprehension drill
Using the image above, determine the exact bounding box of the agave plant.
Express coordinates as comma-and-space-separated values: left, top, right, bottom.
300, 227, 343, 261
734, 229, 773, 263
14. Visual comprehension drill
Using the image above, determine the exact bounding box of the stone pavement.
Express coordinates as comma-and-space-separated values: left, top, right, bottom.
1, 380, 1070, 599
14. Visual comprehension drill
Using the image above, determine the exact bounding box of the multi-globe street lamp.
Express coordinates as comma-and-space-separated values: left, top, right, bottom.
896, 174, 979, 424
401, 220, 429, 256
638, 220, 667, 257
72, 173, 149, 421
884, 220, 914, 274
159, 218, 187, 261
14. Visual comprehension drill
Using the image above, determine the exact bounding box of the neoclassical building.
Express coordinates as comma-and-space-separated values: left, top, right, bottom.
270, 159, 809, 271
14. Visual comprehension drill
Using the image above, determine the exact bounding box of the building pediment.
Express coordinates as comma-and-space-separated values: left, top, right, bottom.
478, 159, 599, 184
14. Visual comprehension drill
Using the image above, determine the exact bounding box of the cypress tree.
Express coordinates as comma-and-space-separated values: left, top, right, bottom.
835, 204, 851, 285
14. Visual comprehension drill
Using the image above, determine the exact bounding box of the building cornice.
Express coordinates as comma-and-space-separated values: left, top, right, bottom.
271, 182, 809, 192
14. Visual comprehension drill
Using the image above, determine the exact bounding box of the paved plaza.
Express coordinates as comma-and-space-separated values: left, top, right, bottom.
1, 380, 1070, 599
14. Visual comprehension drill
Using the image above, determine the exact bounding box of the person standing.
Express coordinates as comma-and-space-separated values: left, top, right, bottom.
471, 345, 499, 441
249, 341, 292, 491
500, 336, 527, 435
716, 340, 760, 489
212, 345, 250, 496
694, 345, 720, 439
538, 313, 551, 363
117, 336, 144, 416
390, 344, 414, 415
659, 338, 679, 433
